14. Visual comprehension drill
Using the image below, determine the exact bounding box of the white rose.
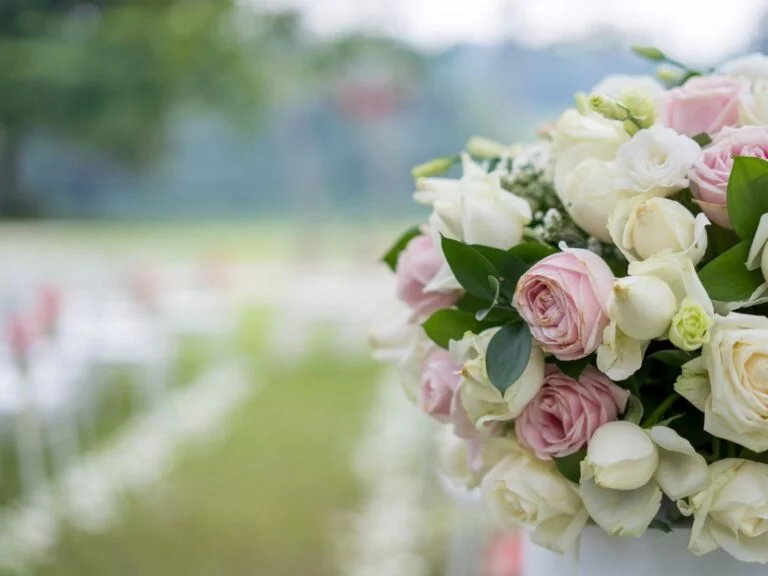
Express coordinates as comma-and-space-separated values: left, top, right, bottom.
417, 157, 532, 292
557, 158, 634, 242
679, 459, 768, 563
675, 313, 768, 452
614, 126, 701, 194
719, 53, 768, 82
550, 108, 629, 159
439, 430, 517, 491
609, 275, 678, 340
481, 445, 589, 553
580, 422, 707, 537
596, 320, 648, 381
453, 329, 545, 427
608, 196, 709, 264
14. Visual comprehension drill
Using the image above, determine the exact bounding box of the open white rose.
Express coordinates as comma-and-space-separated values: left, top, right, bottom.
550, 108, 629, 159
680, 459, 768, 563
614, 126, 701, 195
453, 329, 545, 427
481, 444, 589, 554
580, 421, 708, 537
556, 158, 635, 242
609, 275, 678, 340
608, 196, 709, 264
740, 80, 768, 125
675, 313, 768, 452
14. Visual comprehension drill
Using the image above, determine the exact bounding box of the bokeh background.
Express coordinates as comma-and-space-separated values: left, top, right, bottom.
1, 1, 768, 574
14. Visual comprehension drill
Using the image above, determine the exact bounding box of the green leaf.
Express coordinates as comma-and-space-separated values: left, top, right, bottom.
486, 322, 532, 394
553, 449, 586, 484
508, 243, 558, 264
648, 350, 694, 367
422, 309, 488, 349
552, 356, 592, 380
471, 245, 530, 300
380, 226, 421, 271
456, 293, 518, 324
727, 156, 768, 241
692, 132, 712, 147
441, 237, 500, 300
699, 240, 764, 301
475, 276, 501, 321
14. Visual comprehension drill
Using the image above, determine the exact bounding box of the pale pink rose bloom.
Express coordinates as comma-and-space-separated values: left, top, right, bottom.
396, 234, 460, 321
513, 249, 614, 361
663, 76, 744, 137
515, 365, 629, 460
418, 348, 460, 422
689, 126, 768, 228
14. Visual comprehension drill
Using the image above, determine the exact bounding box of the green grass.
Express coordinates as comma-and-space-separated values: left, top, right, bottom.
32, 307, 383, 576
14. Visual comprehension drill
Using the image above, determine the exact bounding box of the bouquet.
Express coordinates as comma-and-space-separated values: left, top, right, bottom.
369, 47, 768, 563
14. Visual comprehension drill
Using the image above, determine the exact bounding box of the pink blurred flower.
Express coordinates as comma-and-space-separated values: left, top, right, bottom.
515, 365, 629, 460
418, 348, 460, 421
689, 126, 768, 228
663, 76, 744, 137
395, 234, 460, 322
513, 249, 613, 361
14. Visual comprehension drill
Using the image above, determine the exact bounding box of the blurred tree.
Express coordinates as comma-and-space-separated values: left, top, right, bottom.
0, 0, 267, 216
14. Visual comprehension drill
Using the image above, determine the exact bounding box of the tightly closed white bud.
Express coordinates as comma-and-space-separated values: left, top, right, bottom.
609, 276, 677, 340
589, 94, 629, 121
582, 421, 659, 490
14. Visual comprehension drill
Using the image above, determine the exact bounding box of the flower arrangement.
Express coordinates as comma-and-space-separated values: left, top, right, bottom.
369, 47, 768, 563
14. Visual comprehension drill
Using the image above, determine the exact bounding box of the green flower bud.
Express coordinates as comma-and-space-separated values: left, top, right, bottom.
669, 297, 715, 352
574, 91, 592, 115
632, 46, 666, 62
411, 155, 459, 179
589, 94, 629, 121
466, 137, 508, 159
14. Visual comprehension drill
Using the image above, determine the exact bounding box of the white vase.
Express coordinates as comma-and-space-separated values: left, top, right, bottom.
522, 528, 766, 576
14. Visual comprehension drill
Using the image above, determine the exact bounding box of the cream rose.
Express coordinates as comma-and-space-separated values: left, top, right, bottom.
607, 196, 709, 264
439, 431, 516, 491
453, 329, 545, 427
481, 442, 589, 553
680, 459, 768, 563
675, 313, 768, 452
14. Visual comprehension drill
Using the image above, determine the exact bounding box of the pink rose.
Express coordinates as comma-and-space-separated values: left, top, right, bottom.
515, 365, 629, 460
418, 348, 460, 422
419, 348, 497, 440
663, 76, 744, 137
513, 249, 613, 361
396, 234, 460, 321
689, 126, 768, 228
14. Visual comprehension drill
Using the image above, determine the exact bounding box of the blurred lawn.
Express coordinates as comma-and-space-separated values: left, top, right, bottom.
33, 307, 383, 575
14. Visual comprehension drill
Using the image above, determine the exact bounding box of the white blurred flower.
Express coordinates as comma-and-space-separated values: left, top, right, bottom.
719, 53, 768, 82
